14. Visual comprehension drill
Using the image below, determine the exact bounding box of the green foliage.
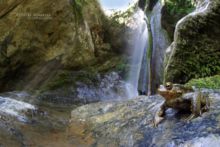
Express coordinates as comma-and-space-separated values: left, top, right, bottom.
109, 4, 136, 26
186, 75, 220, 89
165, 0, 195, 15
162, 0, 196, 40
72, 0, 87, 26
169, 37, 220, 83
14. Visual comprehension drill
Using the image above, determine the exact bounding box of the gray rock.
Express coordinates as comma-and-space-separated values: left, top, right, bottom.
70, 92, 220, 146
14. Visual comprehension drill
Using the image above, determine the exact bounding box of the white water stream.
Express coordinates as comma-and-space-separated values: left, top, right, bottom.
0, 96, 36, 122
126, 9, 149, 98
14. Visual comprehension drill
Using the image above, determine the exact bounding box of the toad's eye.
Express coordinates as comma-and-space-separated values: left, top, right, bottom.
165, 82, 173, 90
166, 85, 170, 88
165, 85, 171, 90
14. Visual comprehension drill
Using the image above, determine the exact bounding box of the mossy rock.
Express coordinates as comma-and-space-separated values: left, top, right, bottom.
164, 0, 220, 84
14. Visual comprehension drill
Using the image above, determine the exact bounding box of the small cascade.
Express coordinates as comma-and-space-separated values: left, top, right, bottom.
126, 9, 149, 98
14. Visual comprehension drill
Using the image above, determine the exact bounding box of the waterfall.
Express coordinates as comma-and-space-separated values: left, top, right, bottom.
126, 9, 149, 98
126, 1, 170, 98
150, 2, 170, 94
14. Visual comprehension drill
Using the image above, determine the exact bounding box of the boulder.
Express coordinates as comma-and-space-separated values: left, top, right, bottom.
164, 0, 220, 83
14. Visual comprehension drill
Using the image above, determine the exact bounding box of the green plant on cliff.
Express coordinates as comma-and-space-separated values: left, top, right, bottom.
162, 0, 195, 40
72, 0, 87, 26
186, 75, 220, 89
165, 0, 195, 15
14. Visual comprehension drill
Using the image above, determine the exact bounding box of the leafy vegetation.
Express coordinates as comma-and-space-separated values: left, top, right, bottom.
109, 3, 136, 26
165, 0, 195, 15
186, 75, 220, 89
72, 0, 87, 27
162, 0, 196, 40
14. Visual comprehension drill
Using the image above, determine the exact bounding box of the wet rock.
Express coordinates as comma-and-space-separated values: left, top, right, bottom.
0, 95, 36, 123
0, 117, 25, 147
69, 92, 220, 146
0, 91, 74, 146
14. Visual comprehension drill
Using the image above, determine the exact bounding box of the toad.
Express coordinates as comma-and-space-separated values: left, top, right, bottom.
154, 82, 210, 126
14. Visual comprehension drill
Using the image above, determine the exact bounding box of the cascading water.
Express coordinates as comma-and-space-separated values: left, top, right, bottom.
126, 9, 149, 98
150, 1, 170, 94
126, 1, 170, 98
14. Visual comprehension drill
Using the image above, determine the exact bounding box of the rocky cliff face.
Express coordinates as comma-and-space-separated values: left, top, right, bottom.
164, 0, 220, 84
0, 0, 127, 92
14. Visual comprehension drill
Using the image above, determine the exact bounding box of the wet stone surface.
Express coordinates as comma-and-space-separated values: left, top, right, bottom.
0, 92, 75, 147
70, 91, 220, 147
1, 91, 220, 147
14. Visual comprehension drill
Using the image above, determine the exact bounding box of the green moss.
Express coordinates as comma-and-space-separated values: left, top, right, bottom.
72, 0, 86, 26
186, 75, 220, 89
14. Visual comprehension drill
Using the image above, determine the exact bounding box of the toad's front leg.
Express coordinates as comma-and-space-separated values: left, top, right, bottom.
186, 91, 202, 121
153, 103, 167, 127
202, 92, 210, 112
